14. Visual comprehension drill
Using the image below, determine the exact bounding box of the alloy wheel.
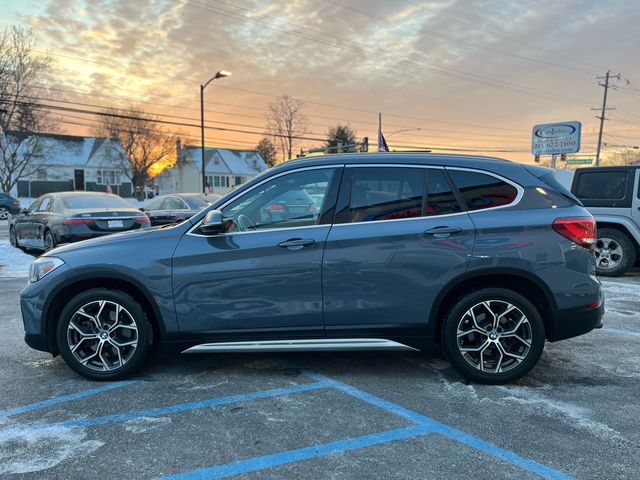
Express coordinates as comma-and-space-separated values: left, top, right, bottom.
67, 300, 139, 372
0, 207, 8, 220
456, 300, 532, 374
44, 232, 55, 251
595, 237, 623, 270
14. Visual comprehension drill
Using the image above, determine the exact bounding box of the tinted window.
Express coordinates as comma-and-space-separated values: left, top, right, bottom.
575, 172, 627, 200
449, 170, 518, 211
62, 195, 131, 210
222, 168, 336, 231
184, 196, 211, 209
426, 170, 461, 216
164, 197, 188, 210
144, 197, 164, 211
348, 168, 424, 223
38, 197, 52, 212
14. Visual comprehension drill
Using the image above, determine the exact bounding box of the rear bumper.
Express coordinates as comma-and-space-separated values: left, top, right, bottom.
549, 299, 605, 342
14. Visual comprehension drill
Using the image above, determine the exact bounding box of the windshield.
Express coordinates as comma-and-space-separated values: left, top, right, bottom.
62, 195, 132, 210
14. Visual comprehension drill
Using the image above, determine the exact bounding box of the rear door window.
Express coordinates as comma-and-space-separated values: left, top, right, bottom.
348, 167, 424, 222
448, 170, 518, 211
575, 171, 627, 200
426, 170, 462, 216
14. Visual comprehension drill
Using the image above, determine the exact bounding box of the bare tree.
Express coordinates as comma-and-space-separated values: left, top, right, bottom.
93, 107, 175, 198
0, 26, 53, 193
255, 137, 278, 168
266, 95, 308, 161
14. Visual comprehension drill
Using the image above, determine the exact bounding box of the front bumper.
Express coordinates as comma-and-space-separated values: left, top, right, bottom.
20, 263, 73, 354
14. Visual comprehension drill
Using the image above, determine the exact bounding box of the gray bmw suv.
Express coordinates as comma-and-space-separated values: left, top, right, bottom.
20, 154, 604, 384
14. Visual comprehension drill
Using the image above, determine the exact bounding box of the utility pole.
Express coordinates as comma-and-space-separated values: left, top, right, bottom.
593, 70, 621, 166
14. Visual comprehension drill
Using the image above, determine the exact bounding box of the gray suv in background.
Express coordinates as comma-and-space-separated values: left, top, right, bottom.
20, 154, 604, 384
571, 166, 640, 276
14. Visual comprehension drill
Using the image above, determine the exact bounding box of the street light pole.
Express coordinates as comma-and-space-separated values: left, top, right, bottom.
200, 70, 231, 193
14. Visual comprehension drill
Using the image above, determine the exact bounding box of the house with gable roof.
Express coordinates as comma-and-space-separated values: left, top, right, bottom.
6, 132, 133, 198
156, 141, 268, 195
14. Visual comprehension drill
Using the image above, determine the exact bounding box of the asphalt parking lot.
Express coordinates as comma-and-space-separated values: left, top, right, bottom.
1, 274, 639, 479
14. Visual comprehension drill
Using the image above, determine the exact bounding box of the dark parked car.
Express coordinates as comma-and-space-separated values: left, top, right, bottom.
141, 193, 219, 226
0, 192, 21, 220
10, 191, 150, 252
20, 154, 603, 384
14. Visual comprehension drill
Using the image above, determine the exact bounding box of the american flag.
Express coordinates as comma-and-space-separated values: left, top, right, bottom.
377, 129, 389, 152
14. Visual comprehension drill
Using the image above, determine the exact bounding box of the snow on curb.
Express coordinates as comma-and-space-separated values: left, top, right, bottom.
0, 240, 33, 278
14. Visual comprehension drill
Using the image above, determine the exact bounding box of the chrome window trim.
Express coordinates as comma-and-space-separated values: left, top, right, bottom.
187, 165, 343, 237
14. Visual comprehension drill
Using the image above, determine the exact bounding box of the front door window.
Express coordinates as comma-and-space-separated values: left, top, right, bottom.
221, 168, 336, 232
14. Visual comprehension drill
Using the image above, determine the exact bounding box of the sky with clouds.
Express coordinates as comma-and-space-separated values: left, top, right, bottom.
1, 0, 640, 163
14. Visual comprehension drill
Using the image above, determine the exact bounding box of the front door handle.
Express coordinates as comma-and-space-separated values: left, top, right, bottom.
424, 226, 463, 238
277, 238, 315, 250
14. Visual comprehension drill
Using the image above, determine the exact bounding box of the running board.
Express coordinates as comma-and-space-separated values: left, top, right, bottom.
182, 338, 418, 353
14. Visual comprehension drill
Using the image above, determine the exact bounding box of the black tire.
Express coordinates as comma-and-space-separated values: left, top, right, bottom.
44, 230, 57, 252
442, 288, 545, 385
9, 226, 26, 252
56, 288, 153, 380
594, 228, 636, 277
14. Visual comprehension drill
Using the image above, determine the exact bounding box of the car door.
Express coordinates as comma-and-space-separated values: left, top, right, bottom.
172, 166, 341, 336
31, 196, 53, 248
14, 198, 41, 246
322, 165, 476, 337
632, 169, 640, 228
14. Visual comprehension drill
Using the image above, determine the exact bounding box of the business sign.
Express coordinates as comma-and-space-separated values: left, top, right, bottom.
566, 157, 593, 165
532, 121, 581, 155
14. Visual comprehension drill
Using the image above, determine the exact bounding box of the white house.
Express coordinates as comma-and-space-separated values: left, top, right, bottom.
156, 142, 268, 196
6, 132, 133, 198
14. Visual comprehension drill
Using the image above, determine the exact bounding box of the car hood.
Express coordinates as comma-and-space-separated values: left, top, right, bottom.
46, 226, 159, 256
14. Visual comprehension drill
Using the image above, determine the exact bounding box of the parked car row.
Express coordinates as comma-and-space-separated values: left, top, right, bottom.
0, 192, 21, 220
8, 192, 219, 252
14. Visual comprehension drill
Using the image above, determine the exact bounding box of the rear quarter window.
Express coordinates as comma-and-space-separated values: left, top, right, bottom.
448, 170, 519, 211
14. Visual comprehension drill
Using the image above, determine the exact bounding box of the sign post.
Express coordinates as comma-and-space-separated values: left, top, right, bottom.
532, 121, 582, 167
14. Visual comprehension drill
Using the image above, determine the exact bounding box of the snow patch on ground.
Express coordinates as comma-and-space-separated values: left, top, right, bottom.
0, 240, 32, 278
498, 386, 622, 442
123, 416, 172, 433
0, 425, 103, 474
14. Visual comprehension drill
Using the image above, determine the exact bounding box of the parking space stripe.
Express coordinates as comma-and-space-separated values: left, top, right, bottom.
0, 380, 139, 418
157, 425, 435, 480
18, 380, 330, 432
159, 371, 574, 480
305, 371, 574, 480
602, 327, 640, 338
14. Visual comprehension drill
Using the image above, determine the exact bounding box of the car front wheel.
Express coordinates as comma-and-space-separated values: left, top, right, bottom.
442, 288, 545, 384
56, 289, 153, 380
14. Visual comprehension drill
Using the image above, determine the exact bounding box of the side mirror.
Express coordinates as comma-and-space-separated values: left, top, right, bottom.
20, 208, 28, 215
200, 209, 225, 235
139, 207, 145, 212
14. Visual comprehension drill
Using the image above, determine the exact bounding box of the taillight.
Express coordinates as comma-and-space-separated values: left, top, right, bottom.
308, 202, 317, 213
266, 204, 285, 212
133, 215, 150, 224
64, 218, 93, 225
12, 199, 20, 205
552, 217, 596, 249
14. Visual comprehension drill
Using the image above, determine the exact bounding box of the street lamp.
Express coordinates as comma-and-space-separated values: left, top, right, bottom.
386, 127, 422, 138
200, 69, 231, 193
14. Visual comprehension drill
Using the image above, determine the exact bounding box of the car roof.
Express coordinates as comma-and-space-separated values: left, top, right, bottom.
50, 191, 122, 197
575, 165, 640, 172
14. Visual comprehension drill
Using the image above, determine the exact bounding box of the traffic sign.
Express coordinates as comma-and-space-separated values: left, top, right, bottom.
532, 121, 581, 155
566, 158, 593, 165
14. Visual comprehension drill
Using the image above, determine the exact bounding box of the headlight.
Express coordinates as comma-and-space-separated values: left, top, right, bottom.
29, 257, 64, 283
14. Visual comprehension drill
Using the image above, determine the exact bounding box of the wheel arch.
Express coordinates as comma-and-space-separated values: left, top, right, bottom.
595, 220, 640, 261
44, 271, 165, 355
428, 268, 557, 343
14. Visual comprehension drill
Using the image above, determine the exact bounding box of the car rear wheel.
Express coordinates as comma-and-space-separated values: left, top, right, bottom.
56, 289, 153, 380
442, 288, 545, 385
594, 228, 635, 277
44, 230, 57, 252
0, 207, 9, 220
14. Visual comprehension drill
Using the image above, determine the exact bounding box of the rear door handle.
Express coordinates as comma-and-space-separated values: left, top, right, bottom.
277, 238, 315, 250
424, 226, 463, 238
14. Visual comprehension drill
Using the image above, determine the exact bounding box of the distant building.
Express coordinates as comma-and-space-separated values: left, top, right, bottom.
4, 132, 132, 198
156, 141, 268, 195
